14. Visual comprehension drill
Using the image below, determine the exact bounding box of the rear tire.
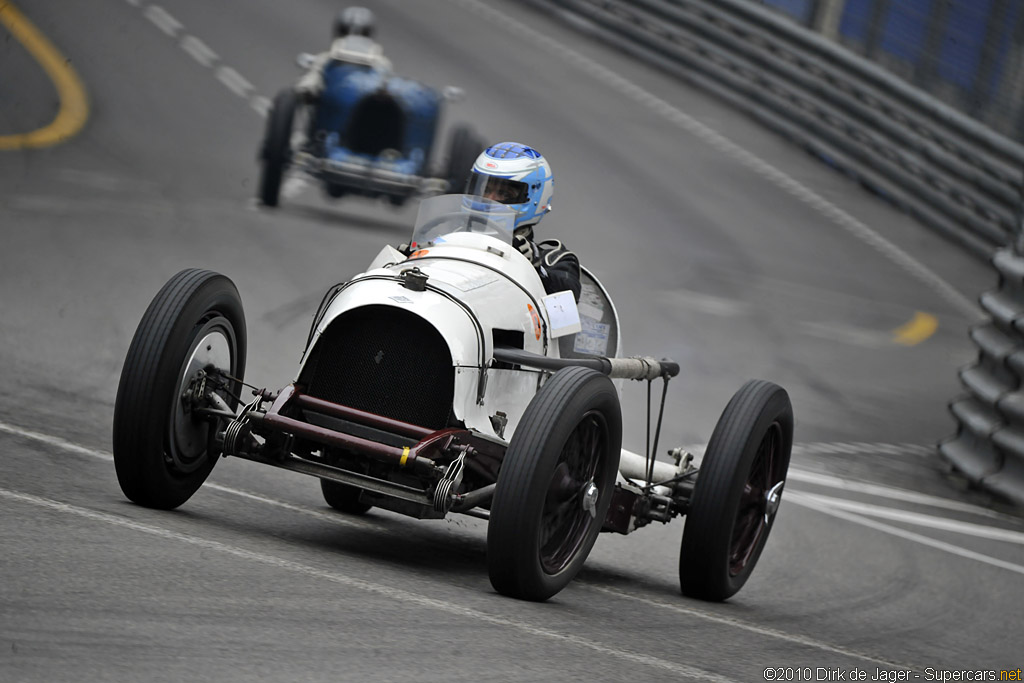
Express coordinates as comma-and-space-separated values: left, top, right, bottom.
324, 183, 345, 199
488, 367, 622, 601
321, 479, 372, 514
113, 269, 247, 510
444, 123, 485, 192
258, 88, 297, 207
679, 380, 793, 601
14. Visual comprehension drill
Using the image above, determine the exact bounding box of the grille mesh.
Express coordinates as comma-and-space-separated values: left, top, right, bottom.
301, 305, 454, 429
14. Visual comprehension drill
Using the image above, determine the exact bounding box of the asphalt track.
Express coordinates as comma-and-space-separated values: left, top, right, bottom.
1, 0, 1021, 680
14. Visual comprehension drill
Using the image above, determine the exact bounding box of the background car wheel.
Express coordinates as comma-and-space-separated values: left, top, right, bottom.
679, 379, 793, 601
113, 269, 247, 510
320, 479, 372, 514
323, 183, 346, 200
487, 367, 622, 601
444, 123, 485, 192
258, 88, 297, 207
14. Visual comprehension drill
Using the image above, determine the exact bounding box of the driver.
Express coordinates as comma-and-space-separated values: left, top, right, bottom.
295, 7, 393, 102
465, 142, 582, 302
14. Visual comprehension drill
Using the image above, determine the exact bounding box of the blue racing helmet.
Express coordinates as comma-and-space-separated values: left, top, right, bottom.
465, 142, 553, 231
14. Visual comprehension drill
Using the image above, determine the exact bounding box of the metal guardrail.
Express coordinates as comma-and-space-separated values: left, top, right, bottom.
523, 0, 1024, 506
524, 0, 1024, 259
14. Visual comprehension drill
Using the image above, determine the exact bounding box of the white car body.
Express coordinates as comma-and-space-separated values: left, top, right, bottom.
300, 195, 622, 442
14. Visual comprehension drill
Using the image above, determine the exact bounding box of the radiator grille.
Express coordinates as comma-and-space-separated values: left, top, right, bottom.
300, 305, 454, 429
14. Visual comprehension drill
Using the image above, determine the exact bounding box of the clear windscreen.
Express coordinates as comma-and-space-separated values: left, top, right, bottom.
410, 194, 516, 248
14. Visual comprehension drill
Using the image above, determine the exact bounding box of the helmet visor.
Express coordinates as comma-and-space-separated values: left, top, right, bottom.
466, 173, 529, 205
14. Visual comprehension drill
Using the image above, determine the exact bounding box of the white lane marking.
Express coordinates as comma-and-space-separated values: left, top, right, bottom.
689, 441, 932, 457
57, 168, 160, 193
143, 5, 182, 38
797, 320, 891, 348
4, 418, 1008, 528
659, 289, 751, 317
790, 442, 933, 457
180, 34, 218, 69
872, 443, 908, 455
1, 421, 110, 459
787, 493, 1024, 575
250, 95, 272, 118
579, 583, 914, 670
0, 421, 379, 532
787, 468, 1012, 519
0, 488, 735, 682
215, 65, 253, 98
128, 3, 266, 117
794, 492, 1024, 543
444, 0, 982, 321
1, 419, 1016, 665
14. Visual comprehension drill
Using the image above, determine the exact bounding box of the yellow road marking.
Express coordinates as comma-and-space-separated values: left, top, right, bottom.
892, 311, 938, 346
0, 1, 88, 149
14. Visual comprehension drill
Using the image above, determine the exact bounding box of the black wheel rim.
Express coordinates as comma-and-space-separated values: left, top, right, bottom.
165, 314, 237, 475
729, 422, 783, 576
539, 410, 608, 575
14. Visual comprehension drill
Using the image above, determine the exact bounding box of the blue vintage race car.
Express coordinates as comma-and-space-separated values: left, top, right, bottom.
258, 56, 484, 208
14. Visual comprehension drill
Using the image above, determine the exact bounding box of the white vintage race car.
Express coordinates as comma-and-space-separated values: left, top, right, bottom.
112, 194, 794, 602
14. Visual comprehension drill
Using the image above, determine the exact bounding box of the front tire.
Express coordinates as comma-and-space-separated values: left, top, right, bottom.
258, 88, 297, 207
113, 269, 247, 510
679, 380, 793, 601
488, 367, 622, 601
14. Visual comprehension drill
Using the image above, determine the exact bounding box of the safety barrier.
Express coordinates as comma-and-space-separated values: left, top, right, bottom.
524, 0, 1024, 259
524, 0, 1024, 505
940, 245, 1024, 506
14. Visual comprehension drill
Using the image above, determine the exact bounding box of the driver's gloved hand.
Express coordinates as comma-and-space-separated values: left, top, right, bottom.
397, 243, 413, 256
513, 234, 541, 266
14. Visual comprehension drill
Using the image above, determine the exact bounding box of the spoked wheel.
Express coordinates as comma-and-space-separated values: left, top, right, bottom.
113, 269, 247, 510
488, 367, 622, 601
258, 88, 297, 207
320, 479, 372, 515
679, 379, 793, 601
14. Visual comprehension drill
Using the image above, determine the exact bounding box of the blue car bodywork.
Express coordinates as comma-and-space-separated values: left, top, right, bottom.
312, 63, 441, 181
258, 56, 482, 208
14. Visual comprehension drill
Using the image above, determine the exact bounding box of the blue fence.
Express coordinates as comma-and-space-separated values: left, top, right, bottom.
760, 0, 1024, 139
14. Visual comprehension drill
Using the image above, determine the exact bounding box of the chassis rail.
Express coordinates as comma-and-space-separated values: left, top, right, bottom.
215, 382, 509, 517
207, 375, 692, 528
294, 151, 448, 196
493, 347, 680, 379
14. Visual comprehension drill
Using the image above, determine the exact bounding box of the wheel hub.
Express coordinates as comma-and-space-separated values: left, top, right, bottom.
581, 482, 599, 519
763, 480, 784, 523
170, 323, 233, 472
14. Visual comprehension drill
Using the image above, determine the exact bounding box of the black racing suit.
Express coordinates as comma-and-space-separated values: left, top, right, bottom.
515, 234, 582, 302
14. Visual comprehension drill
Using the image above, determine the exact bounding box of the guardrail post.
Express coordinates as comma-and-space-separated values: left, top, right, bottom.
972, 0, 1014, 121
863, 0, 891, 60
1016, 170, 1024, 256
810, 0, 845, 40
917, 0, 953, 94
